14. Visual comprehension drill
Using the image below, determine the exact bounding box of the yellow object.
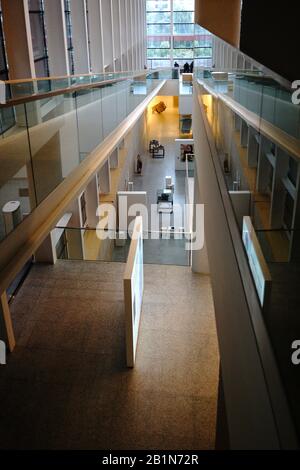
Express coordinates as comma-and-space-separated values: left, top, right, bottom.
152, 101, 167, 114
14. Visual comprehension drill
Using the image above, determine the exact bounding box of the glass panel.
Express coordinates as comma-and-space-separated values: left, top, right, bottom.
26, 92, 80, 203
29, 0, 49, 78
173, 0, 195, 10
173, 11, 194, 23
29, 12, 46, 60
194, 73, 300, 435
0, 78, 164, 239
0, 106, 15, 134
146, 0, 171, 11
174, 39, 194, 49
76, 87, 104, 161
34, 58, 49, 78
148, 37, 171, 48
147, 48, 171, 59
0, 104, 34, 242
147, 0, 198, 68
147, 24, 171, 35
147, 59, 172, 68
56, 227, 191, 267
147, 12, 171, 23
101, 82, 119, 138
173, 49, 194, 59
194, 47, 212, 58
173, 23, 194, 35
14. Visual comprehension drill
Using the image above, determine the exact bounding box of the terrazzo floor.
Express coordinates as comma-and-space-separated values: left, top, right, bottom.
0, 260, 219, 450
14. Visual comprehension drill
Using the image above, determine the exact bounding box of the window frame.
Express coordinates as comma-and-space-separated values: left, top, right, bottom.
146, 0, 212, 69
29, 0, 50, 78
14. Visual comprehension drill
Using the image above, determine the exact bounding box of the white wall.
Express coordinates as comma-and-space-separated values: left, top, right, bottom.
118, 112, 147, 191
159, 80, 180, 96
179, 95, 193, 115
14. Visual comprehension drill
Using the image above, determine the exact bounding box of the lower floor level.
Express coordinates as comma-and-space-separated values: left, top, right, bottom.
0, 260, 219, 450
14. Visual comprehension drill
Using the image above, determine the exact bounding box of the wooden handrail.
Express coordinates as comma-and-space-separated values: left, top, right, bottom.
0, 76, 144, 108
0, 79, 166, 294
4, 69, 147, 84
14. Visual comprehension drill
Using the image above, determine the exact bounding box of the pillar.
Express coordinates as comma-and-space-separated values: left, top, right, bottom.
112, 0, 122, 71
99, 160, 111, 194
35, 233, 57, 264
240, 120, 248, 148
191, 166, 210, 274
247, 127, 259, 168
70, 0, 90, 74
87, 0, 104, 73
119, 0, 129, 70
2, 0, 35, 79
44, 0, 70, 76
85, 175, 100, 227
0, 292, 15, 353
270, 147, 289, 229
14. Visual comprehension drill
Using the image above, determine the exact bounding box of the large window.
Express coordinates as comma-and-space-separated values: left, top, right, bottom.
147, 0, 172, 68
194, 24, 212, 67
28, 0, 49, 77
147, 0, 212, 69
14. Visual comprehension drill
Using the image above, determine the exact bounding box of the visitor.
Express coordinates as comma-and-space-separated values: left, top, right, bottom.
183, 62, 189, 73
136, 154, 143, 174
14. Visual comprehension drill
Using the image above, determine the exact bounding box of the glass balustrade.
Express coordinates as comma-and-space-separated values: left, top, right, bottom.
53, 227, 191, 267
196, 68, 300, 142
195, 68, 300, 438
3, 70, 147, 103
0, 77, 164, 242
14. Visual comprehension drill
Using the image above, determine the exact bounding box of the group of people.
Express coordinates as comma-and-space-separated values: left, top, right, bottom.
174, 61, 194, 73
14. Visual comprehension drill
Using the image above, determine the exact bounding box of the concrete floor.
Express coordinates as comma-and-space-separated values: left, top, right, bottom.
0, 260, 219, 450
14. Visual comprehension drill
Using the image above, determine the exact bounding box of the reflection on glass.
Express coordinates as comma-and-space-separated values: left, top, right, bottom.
0, 104, 35, 242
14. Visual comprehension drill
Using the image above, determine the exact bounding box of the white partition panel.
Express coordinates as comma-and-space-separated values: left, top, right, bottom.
124, 216, 144, 368
242, 216, 272, 308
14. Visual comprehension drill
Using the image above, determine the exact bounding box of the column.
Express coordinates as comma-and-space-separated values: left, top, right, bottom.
35, 233, 57, 264
0, 292, 15, 353
2, 0, 35, 79
44, 0, 70, 76
112, 0, 122, 71
191, 166, 210, 274
247, 127, 259, 168
270, 148, 289, 229
129, 0, 136, 70
140, 0, 146, 69
138, 0, 143, 69
70, 0, 90, 74
240, 120, 248, 148
99, 160, 111, 194
101, 0, 114, 71
256, 137, 270, 193
119, 0, 129, 70
85, 175, 100, 227
109, 149, 119, 169
134, 0, 139, 70
88, 0, 104, 73
126, 0, 132, 70
136, 0, 140, 70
